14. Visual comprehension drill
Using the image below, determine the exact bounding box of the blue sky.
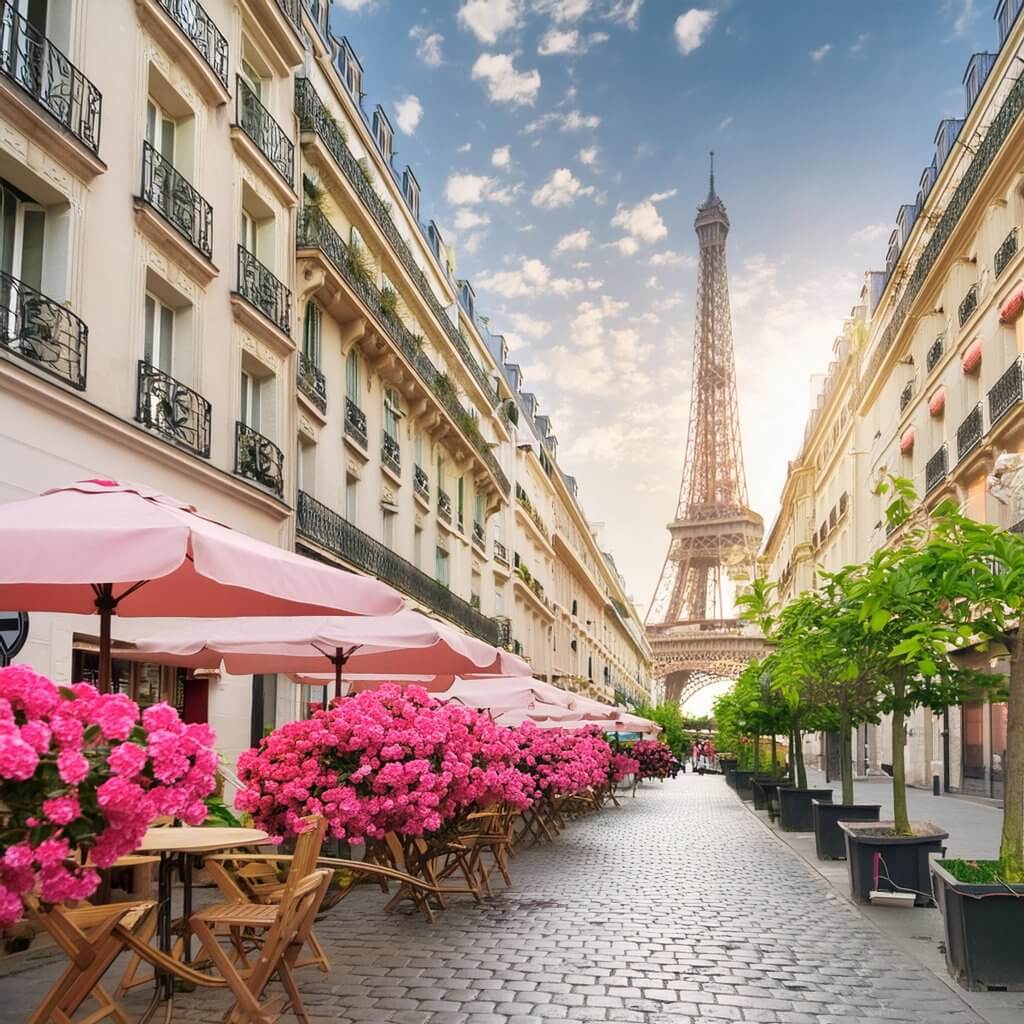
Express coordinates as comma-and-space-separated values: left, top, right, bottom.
329, 0, 995, 611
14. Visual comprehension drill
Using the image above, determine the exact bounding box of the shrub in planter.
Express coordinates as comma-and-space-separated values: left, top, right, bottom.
841, 820, 947, 906
812, 800, 880, 860
629, 740, 673, 780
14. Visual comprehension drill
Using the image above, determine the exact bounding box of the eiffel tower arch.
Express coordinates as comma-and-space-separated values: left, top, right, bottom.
646, 157, 768, 709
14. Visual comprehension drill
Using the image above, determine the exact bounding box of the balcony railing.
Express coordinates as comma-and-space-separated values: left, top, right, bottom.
274, 0, 304, 34
926, 335, 944, 374
293, 78, 498, 408
140, 141, 213, 259
494, 539, 509, 565
344, 396, 367, 449
438, 488, 452, 524
237, 245, 291, 335
296, 490, 500, 644
0, 270, 87, 389
296, 351, 326, 412
925, 443, 949, 495
154, 0, 228, 89
995, 228, 1019, 278
958, 284, 978, 327
989, 355, 1023, 427
297, 207, 510, 495
235, 421, 284, 497
0, 1, 102, 153
413, 464, 429, 502
899, 380, 914, 412
237, 76, 294, 187
472, 520, 486, 550
382, 431, 400, 475
956, 402, 984, 462
135, 360, 211, 457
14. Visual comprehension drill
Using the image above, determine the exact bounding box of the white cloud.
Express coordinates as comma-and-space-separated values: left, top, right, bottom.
553, 228, 591, 254
524, 109, 600, 132
578, 145, 598, 165
538, 28, 579, 54
610, 195, 669, 248
472, 52, 541, 105
454, 208, 491, 230
393, 95, 423, 134
458, 0, 523, 43
950, 0, 976, 37
463, 232, 485, 254
477, 256, 592, 298
534, 0, 591, 20
718, 115, 734, 131
409, 26, 444, 66
531, 167, 595, 208
445, 172, 516, 205
457, 142, 473, 153
492, 145, 512, 168
609, 236, 640, 256
674, 9, 716, 55
336, 0, 375, 9
810, 43, 832, 61
506, 310, 552, 339
849, 32, 868, 54
605, 0, 643, 29
649, 250, 696, 267
649, 188, 677, 202
849, 223, 889, 245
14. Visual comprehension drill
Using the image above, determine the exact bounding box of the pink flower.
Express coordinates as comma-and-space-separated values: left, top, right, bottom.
57, 749, 89, 785
0, 733, 40, 781
20, 721, 52, 755
107, 741, 147, 778
43, 795, 81, 826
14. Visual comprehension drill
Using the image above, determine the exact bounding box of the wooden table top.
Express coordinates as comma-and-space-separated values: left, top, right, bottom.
136, 826, 269, 854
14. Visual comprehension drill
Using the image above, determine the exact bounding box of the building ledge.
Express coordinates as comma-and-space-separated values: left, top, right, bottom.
229, 293, 294, 356
133, 199, 218, 286
229, 127, 297, 208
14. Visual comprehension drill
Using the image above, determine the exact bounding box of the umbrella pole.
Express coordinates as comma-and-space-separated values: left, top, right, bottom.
334, 648, 348, 700
96, 584, 115, 694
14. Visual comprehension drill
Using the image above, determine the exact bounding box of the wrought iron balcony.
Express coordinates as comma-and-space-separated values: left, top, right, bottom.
297, 207, 510, 495
956, 402, 984, 462
296, 490, 500, 644
344, 396, 368, 449
382, 431, 400, 475
140, 141, 213, 259
925, 443, 949, 495
296, 351, 326, 413
493, 539, 509, 565
413, 464, 429, 502
995, 228, 1019, 278
235, 421, 284, 497
135, 360, 211, 457
438, 488, 452, 524
237, 245, 291, 335
472, 521, 486, 550
293, 78, 498, 408
899, 380, 914, 412
0, 270, 87, 389
495, 615, 511, 648
153, 0, 228, 89
958, 284, 978, 327
0, 1, 102, 153
989, 355, 1023, 427
236, 76, 294, 187
274, 0, 304, 33
926, 335, 944, 374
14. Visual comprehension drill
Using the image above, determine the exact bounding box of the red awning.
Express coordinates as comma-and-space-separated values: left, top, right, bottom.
929, 387, 946, 416
900, 427, 916, 453
962, 338, 983, 374
1000, 286, 1024, 324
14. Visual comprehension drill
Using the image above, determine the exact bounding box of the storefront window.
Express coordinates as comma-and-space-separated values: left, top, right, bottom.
992, 701, 1007, 780
71, 649, 186, 715
962, 702, 985, 779
250, 674, 278, 748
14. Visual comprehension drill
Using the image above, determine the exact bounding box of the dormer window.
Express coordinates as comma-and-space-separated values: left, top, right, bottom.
372, 106, 393, 164
339, 37, 363, 100
402, 168, 420, 219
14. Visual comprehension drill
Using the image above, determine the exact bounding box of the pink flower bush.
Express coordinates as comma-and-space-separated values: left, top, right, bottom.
0, 665, 218, 929
609, 752, 640, 783
630, 739, 674, 780
513, 723, 614, 796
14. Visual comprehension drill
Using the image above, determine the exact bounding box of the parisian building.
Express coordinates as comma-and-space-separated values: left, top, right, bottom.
0, 0, 653, 773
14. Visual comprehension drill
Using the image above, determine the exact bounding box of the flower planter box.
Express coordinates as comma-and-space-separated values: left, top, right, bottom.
840, 820, 947, 906
724, 767, 738, 789
777, 787, 833, 832
812, 801, 881, 860
931, 860, 1024, 990
719, 758, 738, 780
732, 770, 755, 801
751, 776, 775, 810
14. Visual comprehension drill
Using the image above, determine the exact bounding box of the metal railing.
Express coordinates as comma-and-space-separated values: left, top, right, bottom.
989, 355, 1023, 426
958, 284, 978, 327
413, 464, 429, 502
493, 539, 508, 565
140, 141, 213, 259
382, 431, 400, 474
0, 270, 87, 389
293, 78, 498, 407
956, 402, 984, 462
899, 380, 914, 412
344, 396, 367, 449
237, 245, 291, 334
995, 228, 1018, 278
296, 490, 500, 644
926, 335, 944, 373
297, 207, 510, 494
438, 488, 452, 524
235, 421, 284, 497
153, 0, 228, 89
296, 351, 326, 412
274, 0, 304, 34
135, 360, 211, 457
0, 0, 102, 153
472, 520, 485, 550
925, 443, 949, 495
237, 76, 293, 187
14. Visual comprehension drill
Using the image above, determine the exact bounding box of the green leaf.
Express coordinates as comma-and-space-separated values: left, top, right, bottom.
870, 608, 891, 632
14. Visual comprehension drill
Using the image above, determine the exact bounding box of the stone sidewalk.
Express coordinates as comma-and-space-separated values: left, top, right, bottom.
3, 775, 996, 1023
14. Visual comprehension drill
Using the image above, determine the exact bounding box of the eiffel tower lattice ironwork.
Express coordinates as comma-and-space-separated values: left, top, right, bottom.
645, 156, 767, 706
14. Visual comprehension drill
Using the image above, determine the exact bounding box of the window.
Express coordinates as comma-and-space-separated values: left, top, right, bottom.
372, 106, 393, 162
240, 57, 263, 100
250, 674, 278, 746
240, 208, 258, 256
345, 476, 358, 524
403, 169, 420, 220
414, 431, 424, 468
144, 292, 174, 373
346, 349, 360, 402
413, 525, 423, 568
240, 369, 262, 430
303, 302, 321, 366
1, 178, 45, 293
384, 386, 400, 440
341, 40, 362, 98
145, 97, 176, 162
474, 492, 484, 527
382, 507, 396, 549
457, 476, 464, 529
436, 453, 445, 492
435, 546, 450, 587
297, 435, 316, 493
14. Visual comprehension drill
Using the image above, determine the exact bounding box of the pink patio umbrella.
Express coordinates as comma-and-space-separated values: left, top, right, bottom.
495, 706, 661, 736
129, 610, 531, 697
0, 479, 404, 690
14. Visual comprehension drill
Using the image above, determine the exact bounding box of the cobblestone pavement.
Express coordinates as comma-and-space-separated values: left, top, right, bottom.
6, 775, 985, 1024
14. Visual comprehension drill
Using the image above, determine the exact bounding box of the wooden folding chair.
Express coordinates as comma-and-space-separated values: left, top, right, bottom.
190, 868, 331, 1024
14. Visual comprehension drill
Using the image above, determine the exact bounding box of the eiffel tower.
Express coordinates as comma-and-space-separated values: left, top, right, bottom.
646, 156, 766, 707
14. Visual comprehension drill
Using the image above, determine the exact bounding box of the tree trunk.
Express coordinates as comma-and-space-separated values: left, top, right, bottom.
1000, 630, 1024, 879
891, 674, 911, 835
839, 705, 854, 806
753, 732, 761, 774
794, 723, 807, 790
788, 726, 796, 779
771, 733, 778, 777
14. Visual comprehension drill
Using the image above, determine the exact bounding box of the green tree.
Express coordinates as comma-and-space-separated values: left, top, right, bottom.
632, 701, 687, 758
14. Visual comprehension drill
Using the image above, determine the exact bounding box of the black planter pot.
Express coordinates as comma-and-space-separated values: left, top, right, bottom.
811, 801, 881, 860
777, 787, 832, 831
840, 821, 948, 906
732, 770, 755, 800
931, 860, 1024, 990
719, 758, 738, 780
724, 767, 738, 789
751, 777, 775, 810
